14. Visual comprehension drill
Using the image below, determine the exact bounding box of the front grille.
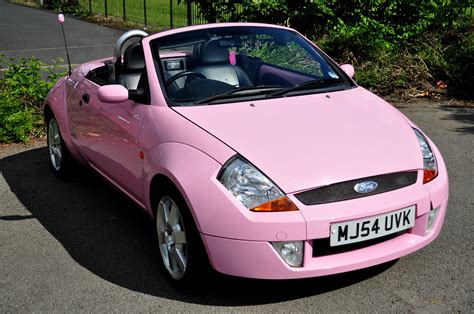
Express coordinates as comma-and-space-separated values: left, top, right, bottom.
294, 171, 417, 205
312, 230, 407, 257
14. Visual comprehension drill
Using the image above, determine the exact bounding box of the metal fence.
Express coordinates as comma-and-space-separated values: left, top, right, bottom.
77, 0, 206, 29
75, 0, 472, 30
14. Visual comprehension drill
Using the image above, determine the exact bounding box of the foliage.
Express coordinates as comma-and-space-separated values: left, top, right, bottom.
43, 0, 90, 17
242, 40, 322, 76
180, 0, 248, 23
0, 56, 65, 143
352, 22, 473, 97
354, 50, 430, 95
191, 0, 473, 98
442, 27, 474, 97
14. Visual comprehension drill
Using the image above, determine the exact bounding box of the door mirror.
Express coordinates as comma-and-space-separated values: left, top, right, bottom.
98, 85, 129, 103
340, 64, 355, 78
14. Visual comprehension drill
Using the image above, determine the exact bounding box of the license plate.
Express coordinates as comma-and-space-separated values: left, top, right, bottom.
330, 205, 416, 247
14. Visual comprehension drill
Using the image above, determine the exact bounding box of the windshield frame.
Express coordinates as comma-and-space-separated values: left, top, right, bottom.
150, 25, 357, 107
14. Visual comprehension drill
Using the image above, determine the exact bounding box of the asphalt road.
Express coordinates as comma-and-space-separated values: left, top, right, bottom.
0, 0, 123, 66
1, 101, 473, 312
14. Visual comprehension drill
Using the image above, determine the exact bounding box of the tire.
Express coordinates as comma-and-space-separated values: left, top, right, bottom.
154, 187, 210, 289
46, 116, 76, 179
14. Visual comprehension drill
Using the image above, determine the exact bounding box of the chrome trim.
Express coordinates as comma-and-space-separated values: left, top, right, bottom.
354, 181, 378, 194
113, 29, 148, 65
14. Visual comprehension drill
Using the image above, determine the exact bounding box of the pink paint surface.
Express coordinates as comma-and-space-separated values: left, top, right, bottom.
174, 87, 422, 194
44, 22, 449, 280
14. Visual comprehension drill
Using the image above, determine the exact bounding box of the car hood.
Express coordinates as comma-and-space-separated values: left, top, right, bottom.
173, 87, 423, 193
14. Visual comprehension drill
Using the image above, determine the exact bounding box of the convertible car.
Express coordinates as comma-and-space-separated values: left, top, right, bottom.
44, 23, 449, 286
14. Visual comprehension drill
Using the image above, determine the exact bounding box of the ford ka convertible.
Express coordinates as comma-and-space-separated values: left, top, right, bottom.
44, 23, 449, 286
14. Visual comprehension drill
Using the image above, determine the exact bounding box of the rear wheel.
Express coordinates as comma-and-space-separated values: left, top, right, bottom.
47, 116, 75, 179
155, 188, 209, 288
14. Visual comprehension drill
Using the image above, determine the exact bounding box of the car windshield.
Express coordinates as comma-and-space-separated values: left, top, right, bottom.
150, 26, 354, 106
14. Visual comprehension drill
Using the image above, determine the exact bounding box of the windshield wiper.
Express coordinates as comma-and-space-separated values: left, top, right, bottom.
266, 78, 343, 98
195, 85, 282, 104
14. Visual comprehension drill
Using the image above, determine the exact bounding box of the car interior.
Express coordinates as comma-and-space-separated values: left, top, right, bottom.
158, 37, 323, 102
85, 29, 348, 105
85, 35, 150, 104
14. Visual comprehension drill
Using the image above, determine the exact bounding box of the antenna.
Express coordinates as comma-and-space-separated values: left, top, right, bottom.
58, 14, 72, 76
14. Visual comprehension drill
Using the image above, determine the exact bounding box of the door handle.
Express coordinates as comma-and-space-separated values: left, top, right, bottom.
82, 93, 90, 104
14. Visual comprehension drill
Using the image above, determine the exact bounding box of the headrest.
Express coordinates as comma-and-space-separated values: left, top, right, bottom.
199, 39, 230, 65
123, 42, 145, 71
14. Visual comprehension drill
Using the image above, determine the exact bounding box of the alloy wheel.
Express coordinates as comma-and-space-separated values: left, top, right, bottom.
156, 196, 188, 280
48, 118, 62, 171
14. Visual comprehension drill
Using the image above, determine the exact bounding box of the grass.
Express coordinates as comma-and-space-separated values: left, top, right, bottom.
78, 0, 204, 29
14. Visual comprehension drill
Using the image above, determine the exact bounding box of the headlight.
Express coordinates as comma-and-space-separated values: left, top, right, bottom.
218, 157, 299, 212
413, 128, 438, 183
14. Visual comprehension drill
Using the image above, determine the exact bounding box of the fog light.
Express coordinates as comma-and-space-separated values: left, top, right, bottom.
426, 206, 440, 233
271, 241, 304, 267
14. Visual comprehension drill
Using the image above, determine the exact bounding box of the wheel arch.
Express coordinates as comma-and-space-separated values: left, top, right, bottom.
44, 104, 54, 122
43, 77, 73, 148
144, 142, 225, 234
149, 173, 181, 217
147, 169, 205, 235
147, 167, 216, 274
44, 101, 73, 151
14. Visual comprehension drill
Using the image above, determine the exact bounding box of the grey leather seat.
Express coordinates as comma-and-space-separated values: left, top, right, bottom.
117, 42, 145, 90
194, 39, 252, 88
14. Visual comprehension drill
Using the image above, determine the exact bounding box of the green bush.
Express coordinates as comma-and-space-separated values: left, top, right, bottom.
0, 56, 65, 143
440, 27, 474, 97
42, 0, 90, 17
353, 50, 433, 95
192, 0, 473, 98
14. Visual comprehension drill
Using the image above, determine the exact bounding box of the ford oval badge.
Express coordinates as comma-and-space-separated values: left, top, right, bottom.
354, 181, 378, 194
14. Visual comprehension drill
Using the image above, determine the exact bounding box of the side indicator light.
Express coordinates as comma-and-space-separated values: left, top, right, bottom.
251, 196, 299, 212
423, 169, 438, 184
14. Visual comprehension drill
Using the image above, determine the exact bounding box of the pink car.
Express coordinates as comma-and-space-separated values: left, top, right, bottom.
44, 23, 448, 287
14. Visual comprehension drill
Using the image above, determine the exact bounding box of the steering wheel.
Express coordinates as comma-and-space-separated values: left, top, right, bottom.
165, 71, 206, 87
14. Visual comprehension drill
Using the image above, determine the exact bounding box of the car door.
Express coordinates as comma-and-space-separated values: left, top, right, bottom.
66, 76, 95, 151
75, 79, 150, 206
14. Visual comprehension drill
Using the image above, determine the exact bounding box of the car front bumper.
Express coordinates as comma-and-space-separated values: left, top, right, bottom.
202, 194, 447, 279
201, 155, 448, 279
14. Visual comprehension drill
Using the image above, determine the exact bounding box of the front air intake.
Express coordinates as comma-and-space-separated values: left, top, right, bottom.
294, 172, 417, 205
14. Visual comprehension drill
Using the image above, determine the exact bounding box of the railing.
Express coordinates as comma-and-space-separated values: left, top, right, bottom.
77, 0, 206, 29
75, 0, 472, 30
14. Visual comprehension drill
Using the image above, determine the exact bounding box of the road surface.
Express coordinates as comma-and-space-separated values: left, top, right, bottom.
1, 101, 473, 312
0, 0, 123, 66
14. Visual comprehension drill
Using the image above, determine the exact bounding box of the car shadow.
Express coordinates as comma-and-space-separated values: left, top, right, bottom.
1, 147, 396, 306
441, 105, 474, 134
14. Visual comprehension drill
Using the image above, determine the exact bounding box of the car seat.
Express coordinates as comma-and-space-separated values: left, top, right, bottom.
193, 39, 252, 88
117, 42, 145, 90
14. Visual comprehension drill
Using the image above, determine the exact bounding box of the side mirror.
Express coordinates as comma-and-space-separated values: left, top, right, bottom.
340, 64, 355, 78
98, 85, 129, 103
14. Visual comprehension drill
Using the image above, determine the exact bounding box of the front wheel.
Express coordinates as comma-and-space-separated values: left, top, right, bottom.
47, 116, 75, 179
155, 190, 210, 288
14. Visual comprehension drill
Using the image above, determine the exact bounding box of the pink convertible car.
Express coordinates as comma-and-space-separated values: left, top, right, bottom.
44, 23, 449, 286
